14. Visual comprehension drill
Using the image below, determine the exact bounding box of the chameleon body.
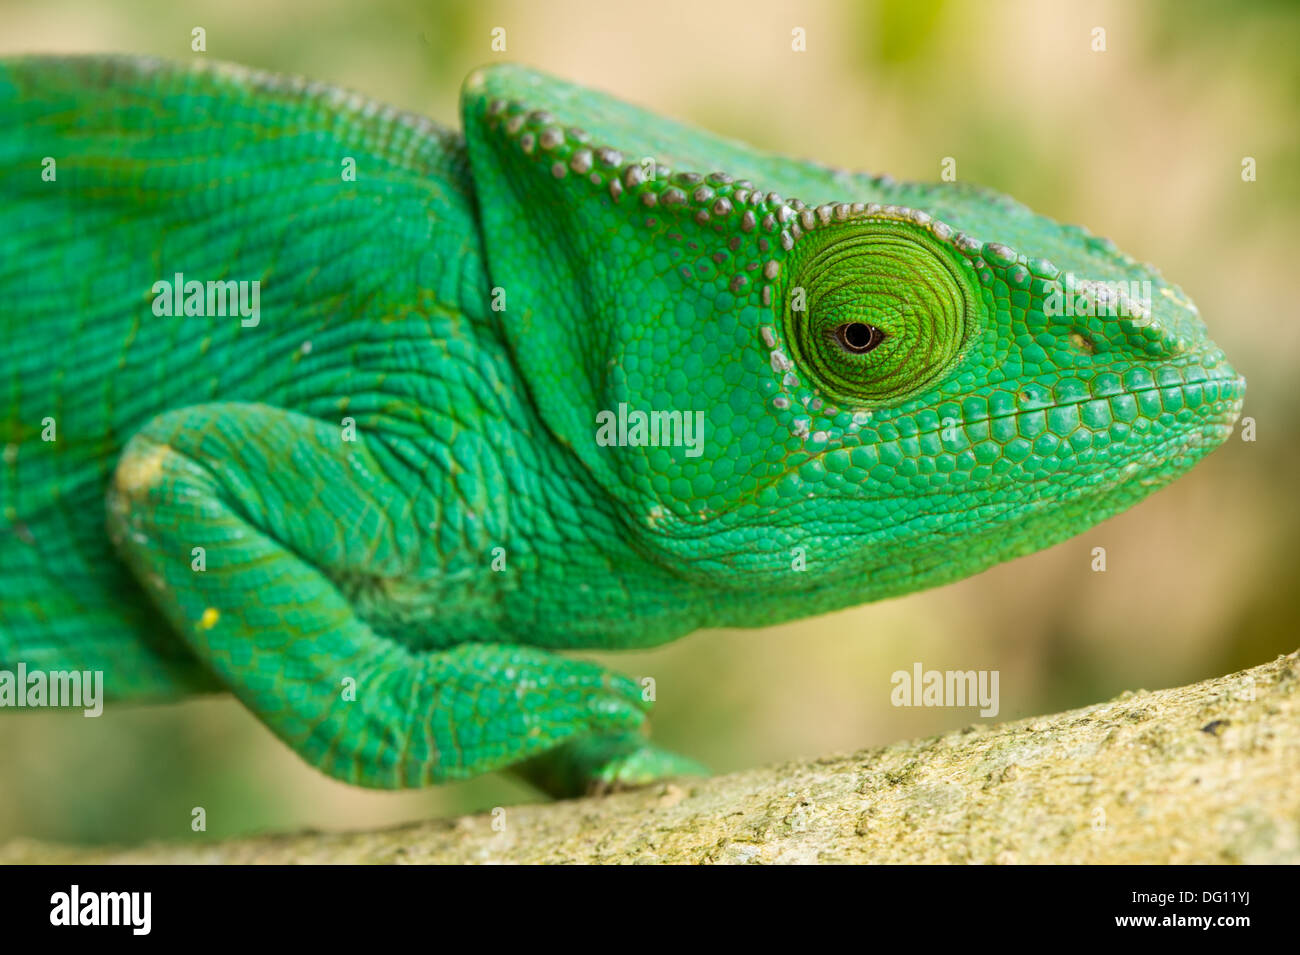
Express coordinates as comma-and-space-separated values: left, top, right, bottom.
0, 57, 1244, 796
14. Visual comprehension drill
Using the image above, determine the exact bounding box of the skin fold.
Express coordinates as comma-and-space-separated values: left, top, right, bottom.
0, 56, 1244, 796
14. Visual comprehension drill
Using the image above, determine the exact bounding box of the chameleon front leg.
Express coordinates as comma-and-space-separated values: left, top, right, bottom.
105, 402, 647, 788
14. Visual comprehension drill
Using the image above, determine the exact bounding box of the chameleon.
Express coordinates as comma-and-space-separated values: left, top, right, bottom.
0, 55, 1244, 798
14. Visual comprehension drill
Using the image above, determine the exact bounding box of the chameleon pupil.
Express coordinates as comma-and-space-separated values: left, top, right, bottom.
838, 322, 881, 353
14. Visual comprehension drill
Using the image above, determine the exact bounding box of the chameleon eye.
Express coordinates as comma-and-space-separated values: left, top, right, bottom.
835, 321, 885, 354
783, 220, 975, 407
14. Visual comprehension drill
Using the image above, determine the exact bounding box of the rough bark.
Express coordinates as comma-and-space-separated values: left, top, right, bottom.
4, 651, 1297, 864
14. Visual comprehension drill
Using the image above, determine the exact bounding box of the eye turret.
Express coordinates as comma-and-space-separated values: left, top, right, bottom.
784, 220, 976, 407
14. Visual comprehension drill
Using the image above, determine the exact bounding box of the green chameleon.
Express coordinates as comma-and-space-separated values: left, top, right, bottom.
0, 56, 1244, 798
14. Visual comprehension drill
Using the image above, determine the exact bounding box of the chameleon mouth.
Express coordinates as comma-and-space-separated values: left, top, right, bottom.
986, 371, 1245, 494
1023, 373, 1239, 447
735, 369, 1247, 518
834, 370, 1246, 453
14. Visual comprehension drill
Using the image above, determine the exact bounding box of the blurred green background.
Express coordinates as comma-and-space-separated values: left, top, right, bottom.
0, 0, 1295, 846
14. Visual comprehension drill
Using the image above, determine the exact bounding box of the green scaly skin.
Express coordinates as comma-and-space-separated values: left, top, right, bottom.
0, 56, 1244, 797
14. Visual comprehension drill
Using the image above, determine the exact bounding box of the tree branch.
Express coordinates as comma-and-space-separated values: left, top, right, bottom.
4, 651, 1297, 863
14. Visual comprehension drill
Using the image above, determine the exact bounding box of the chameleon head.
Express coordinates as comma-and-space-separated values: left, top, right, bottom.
747, 207, 1245, 607
463, 66, 1245, 616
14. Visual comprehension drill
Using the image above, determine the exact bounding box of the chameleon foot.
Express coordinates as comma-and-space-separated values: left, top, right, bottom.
513, 731, 709, 799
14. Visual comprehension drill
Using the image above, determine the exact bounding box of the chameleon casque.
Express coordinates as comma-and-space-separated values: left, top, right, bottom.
0, 56, 1244, 797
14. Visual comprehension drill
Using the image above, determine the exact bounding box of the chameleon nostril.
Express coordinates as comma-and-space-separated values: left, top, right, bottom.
1069, 331, 1096, 355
